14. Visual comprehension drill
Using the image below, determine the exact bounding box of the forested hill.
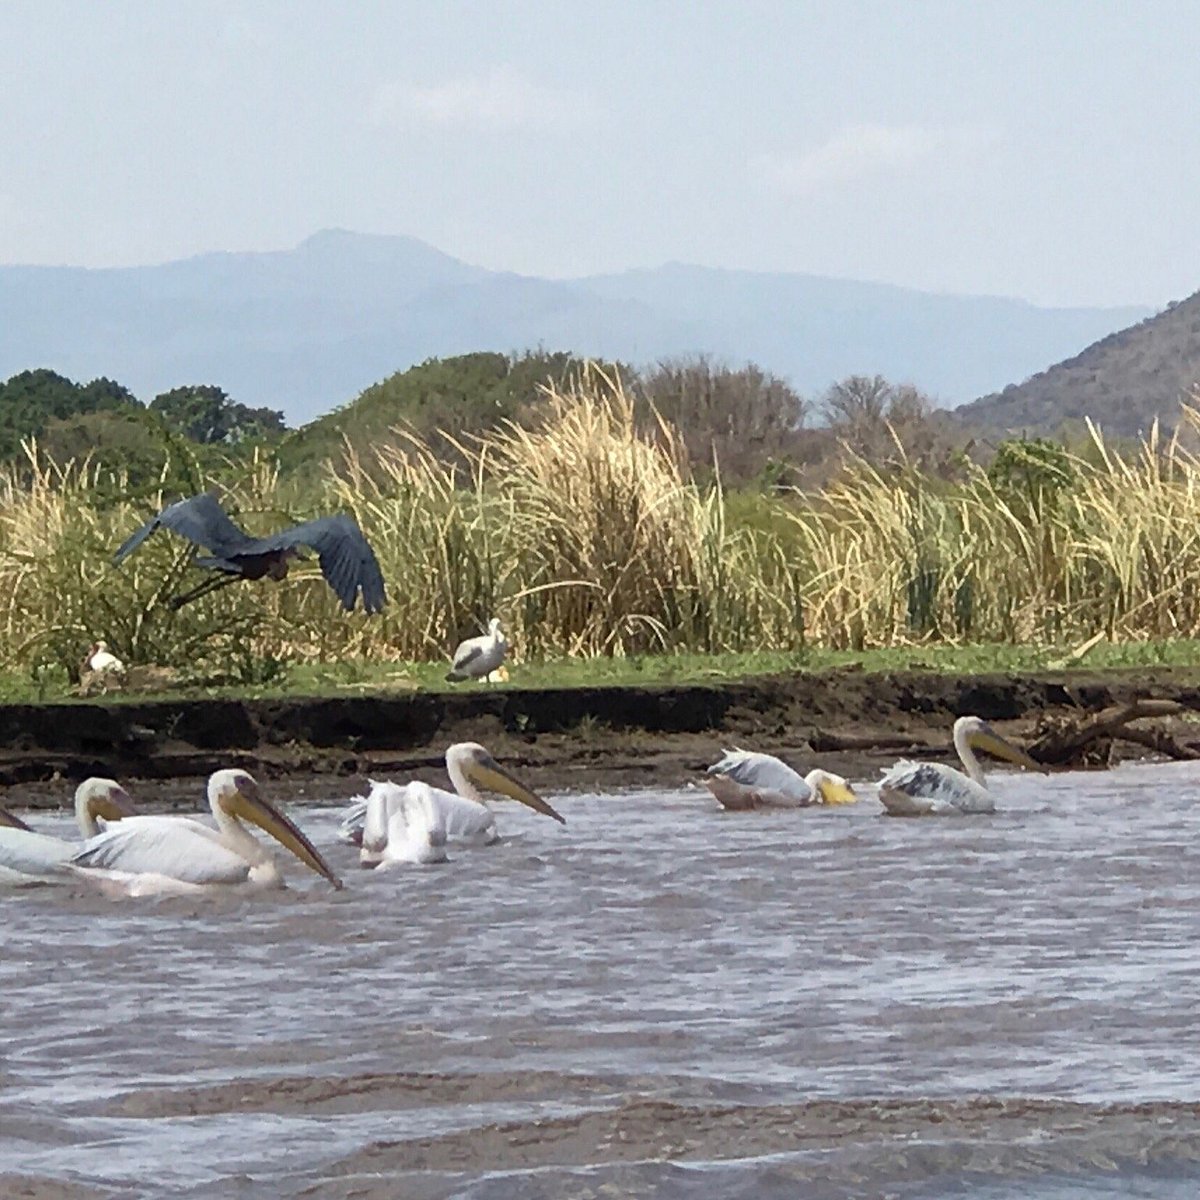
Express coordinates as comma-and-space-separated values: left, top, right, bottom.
955, 290, 1200, 437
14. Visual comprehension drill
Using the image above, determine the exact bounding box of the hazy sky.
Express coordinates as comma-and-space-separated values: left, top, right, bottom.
1, 1, 1196, 308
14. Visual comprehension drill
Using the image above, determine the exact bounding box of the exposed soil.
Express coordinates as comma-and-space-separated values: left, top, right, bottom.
4, 665, 1200, 808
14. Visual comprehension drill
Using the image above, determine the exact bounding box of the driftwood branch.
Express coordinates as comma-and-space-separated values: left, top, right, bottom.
1029, 699, 1195, 767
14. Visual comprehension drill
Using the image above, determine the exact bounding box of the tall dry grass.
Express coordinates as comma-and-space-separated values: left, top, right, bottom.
5, 374, 1200, 684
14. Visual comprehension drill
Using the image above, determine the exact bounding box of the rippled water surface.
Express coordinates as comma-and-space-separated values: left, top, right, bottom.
3, 760, 1200, 1197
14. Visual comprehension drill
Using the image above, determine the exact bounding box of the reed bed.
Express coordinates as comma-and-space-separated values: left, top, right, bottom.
3, 374, 1200, 685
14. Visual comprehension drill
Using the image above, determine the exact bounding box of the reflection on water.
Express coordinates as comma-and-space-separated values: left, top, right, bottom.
2, 760, 1200, 1197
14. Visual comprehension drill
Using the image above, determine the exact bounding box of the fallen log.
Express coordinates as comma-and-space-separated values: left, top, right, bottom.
1029, 699, 1196, 768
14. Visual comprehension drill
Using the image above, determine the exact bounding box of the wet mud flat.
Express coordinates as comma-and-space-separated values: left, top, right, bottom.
4, 664, 1200, 806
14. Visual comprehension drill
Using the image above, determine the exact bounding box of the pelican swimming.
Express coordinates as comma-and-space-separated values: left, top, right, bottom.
446, 617, 507, 683
338, 742, 565, 853
360, 781, 450, 867
703, 749, 858, 810
70, 768, 342, 895
0, 778, 135, 886
878, 715, 1043, 816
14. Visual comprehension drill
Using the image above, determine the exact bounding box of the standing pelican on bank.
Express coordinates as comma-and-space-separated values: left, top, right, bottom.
339, 742, 565, 854
878, 715, 1044, 816
446, 618, 507, 683
0, 778, 135, 886
703, 749, 858, 810
71, 768, 342, 894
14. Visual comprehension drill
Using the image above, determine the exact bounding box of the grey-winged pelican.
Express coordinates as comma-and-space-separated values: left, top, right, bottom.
0, 778, 135, 886
878, 715, 1044, 815
339, 742, 564, 854
446, 618, 507, 683
704, 749, 858, 810
70, 768, 342, 894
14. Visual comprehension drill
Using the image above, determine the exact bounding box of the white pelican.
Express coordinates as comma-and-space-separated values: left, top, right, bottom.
446, 617, 507, 683
703, 749, 858, 810
70, 768, 342, 895
0, 778, 135, 886
82, 640, 126, 676
339, 742, 565, 853
878, 715, 1044, 816
361, 781, 450, 867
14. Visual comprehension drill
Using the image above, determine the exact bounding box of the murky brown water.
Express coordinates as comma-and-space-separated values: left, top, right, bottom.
2, 761, 1200, 1198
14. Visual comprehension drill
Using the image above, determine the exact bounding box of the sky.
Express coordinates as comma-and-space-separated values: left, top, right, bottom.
0, 0, 1197, 309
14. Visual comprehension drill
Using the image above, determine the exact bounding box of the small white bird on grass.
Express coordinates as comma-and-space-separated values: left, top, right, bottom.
446, 617, 507, 683
83, 640, 126, 677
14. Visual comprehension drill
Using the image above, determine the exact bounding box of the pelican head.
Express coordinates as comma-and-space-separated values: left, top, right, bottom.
447, 743, 565, 824
209, 769, 343, 889
75, 777, 135, 828
804, 769, 858, 805
488, 617, 504, 638
955, 715, 1044, 772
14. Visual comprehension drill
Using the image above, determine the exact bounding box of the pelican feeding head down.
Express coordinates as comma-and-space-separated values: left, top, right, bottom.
703, 749, 858, 810
360, 780, 450, 867
341, 742, 565, 860
878, 715, 1044, 816
0, 777, 136, 886
446, 618, 507, 683
71, 768, 342, 894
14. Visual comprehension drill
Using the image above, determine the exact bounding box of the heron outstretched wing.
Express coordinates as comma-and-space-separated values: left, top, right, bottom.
113, 493, 252, 563
236, 515, 387, 613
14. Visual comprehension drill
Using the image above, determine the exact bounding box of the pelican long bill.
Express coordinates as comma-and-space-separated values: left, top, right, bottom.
231, 779, 344, 889
970, 724, 1045, 773
466, 757, 565, 825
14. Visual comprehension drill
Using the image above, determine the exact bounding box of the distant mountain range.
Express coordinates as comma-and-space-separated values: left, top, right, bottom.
0, 228, 1154, 425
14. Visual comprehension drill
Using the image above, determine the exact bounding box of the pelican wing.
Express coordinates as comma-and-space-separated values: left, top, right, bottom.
337, 797, 369, 845
451, 638, 485, 673
427, 787, 498, 841
706, 750, 814, 805
0, 828, 74, 883
878, 761, 994, 815
71, 816, 254, 884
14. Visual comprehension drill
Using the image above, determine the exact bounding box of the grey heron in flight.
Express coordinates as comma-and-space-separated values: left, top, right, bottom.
113, 492, 387, 613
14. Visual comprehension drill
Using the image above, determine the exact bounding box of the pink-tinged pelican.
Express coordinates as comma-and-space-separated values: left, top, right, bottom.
878, 715, 1044, 815
0, 778, 135, 886
703, 749, 858, 810
70, 768, 341, 894
360, 781, 450, 867
339, 742, 564, 852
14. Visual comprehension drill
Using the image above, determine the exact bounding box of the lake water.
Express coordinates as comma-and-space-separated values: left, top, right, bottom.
2, 760, 1199, 1197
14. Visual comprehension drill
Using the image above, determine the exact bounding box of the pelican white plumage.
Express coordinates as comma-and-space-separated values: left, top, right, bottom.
878, 715, 1044, 816
84, 641, 126, 675
703, 749, 858, 810
70, 768, 342, 895
0, 778, 135, 886
446, 617, 507, 683
339, 742, 565, 855
360, 781, 449, 867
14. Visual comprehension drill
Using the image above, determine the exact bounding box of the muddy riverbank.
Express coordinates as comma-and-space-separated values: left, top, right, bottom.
4, 665, 1200, 806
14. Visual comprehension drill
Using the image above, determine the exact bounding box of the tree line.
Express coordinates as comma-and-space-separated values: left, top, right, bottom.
0, 352, 961, 490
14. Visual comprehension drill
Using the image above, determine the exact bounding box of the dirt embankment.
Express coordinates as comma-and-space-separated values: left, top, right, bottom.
4, 664, 1200, 807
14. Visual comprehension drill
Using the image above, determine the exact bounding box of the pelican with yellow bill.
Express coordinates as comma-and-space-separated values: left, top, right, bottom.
878, 715, 1045, 816
71, 768, 342, 894
339, 742, 565, 859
